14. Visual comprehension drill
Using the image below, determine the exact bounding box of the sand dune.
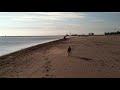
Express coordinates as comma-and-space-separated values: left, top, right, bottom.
0, 35, 120, 78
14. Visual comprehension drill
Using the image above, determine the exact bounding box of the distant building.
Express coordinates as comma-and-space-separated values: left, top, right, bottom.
89, 33, 94, 36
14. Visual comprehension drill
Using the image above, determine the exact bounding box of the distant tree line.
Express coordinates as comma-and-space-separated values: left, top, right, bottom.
105, 31, 120, 35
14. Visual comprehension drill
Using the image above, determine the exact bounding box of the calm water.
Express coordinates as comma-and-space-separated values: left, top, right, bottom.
0, 36, 63, 56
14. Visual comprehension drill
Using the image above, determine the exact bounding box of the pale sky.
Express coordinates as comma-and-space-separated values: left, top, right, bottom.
0, 12, 120, 36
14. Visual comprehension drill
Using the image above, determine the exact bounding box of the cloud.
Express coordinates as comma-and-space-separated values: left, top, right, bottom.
91, 19, 104, 22
5, 23, 82, 30
11, 12, 86, 21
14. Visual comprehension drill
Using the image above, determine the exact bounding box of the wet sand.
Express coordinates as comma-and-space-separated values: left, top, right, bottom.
0, 35, 120, 78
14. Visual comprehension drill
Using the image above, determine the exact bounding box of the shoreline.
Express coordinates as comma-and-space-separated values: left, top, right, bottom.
0, 35, 64, 57
0, 38, 66, 59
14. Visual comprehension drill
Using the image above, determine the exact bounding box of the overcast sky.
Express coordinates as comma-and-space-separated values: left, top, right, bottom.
0, 12, 120, 36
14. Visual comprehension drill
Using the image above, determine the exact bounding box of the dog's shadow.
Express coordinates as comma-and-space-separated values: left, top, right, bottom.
71, 55, 93, 62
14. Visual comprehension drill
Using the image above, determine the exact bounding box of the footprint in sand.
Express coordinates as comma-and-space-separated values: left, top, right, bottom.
115, 59, 120, 62
46, 69, 49, 72
100, 61, 105, 67
111, 65, 114, 68
46, 61, 51, 64
44, 74, 54, 78
96, 68, 102, 72
41, 60, 55, 78
41, 62, 50, 72
45, 58, 48, 60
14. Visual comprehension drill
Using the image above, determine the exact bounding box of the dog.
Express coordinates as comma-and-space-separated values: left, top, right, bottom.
67, 46, 71, 56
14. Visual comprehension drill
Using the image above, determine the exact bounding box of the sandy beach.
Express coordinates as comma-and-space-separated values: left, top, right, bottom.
0, 35, 120, 78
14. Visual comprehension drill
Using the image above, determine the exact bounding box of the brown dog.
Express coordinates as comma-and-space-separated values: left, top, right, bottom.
67, 46, 71, 56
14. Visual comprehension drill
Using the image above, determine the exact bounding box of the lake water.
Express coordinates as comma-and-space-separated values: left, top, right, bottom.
0, 36, 63, 56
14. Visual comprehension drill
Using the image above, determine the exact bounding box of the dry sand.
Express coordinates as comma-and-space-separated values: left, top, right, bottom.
0, 35, 120, 78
